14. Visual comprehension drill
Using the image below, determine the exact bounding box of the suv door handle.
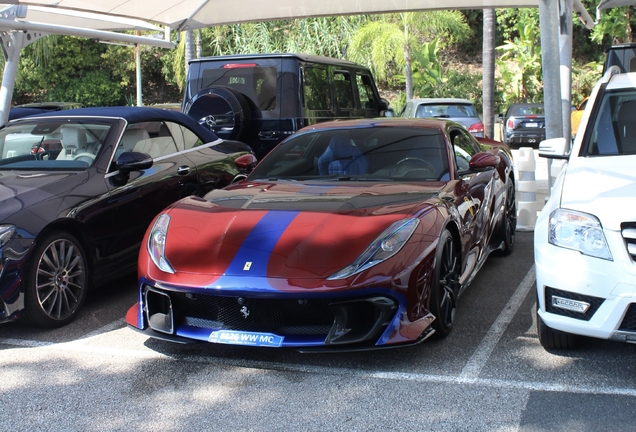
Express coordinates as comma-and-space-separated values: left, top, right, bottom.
177, 165, 191, 175
258, 130, 278, 139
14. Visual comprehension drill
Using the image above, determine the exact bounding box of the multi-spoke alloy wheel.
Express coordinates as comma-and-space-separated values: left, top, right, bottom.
430, 230, 460, 338
23, 231, 88, 328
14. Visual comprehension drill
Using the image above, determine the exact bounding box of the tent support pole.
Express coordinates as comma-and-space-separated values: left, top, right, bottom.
0, 31, 26, 125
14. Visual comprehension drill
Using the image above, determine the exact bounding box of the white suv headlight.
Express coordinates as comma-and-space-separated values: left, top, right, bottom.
548, 208, 612, 260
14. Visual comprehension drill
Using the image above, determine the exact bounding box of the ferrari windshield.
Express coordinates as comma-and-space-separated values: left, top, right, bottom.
250, 127, 449, 182
0, 119, 113, 169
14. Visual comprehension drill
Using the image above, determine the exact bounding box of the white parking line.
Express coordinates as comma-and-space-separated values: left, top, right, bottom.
3, 338, 634, 397
459, 264, 536, 379
6, 267, 634, 398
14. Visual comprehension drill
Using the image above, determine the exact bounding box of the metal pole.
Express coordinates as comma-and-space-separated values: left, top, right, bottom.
136, 43, 142, 106
539, 0, 563, 194
0, 31, 25, 125
539, 0, 564, 140
559, 0, 573, 143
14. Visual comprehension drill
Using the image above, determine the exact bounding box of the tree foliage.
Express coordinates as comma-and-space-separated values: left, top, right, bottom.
4, 8, 630, 110
496, 14, 543, 104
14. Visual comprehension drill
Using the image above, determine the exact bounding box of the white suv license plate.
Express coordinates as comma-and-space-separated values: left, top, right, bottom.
208, 330, 284, 347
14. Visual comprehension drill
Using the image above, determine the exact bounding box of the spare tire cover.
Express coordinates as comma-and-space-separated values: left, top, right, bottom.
185, 86, 252, 141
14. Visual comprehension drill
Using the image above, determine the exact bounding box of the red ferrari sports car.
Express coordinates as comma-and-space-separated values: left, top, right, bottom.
126, 118, 516, 351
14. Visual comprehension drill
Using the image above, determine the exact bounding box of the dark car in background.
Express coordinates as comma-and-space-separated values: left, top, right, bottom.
503, 103, 545, 147
127, 117, 516, 351
400, 98, 485, 137
0, 107, 255, 328
183, 53, 393, 160
603, 43, 636, 73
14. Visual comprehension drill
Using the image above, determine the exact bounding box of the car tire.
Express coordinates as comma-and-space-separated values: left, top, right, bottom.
536, 307, 581, 350
497, 180, 516, 255
430, 229, 460, 338
22, 231, 89, 328
184, 86, 252, 142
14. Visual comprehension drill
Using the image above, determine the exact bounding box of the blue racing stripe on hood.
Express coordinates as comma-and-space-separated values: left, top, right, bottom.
223, 210, 299, 278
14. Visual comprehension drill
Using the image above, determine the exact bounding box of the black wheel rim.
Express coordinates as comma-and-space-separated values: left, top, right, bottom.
35, 239, 86, 321
438, 236, 459, 328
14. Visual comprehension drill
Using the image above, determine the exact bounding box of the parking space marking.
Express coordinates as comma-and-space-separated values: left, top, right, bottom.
459, 264, 536, 380
3, 338, 635, 397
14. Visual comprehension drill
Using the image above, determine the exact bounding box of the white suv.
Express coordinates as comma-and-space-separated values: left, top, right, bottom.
534, 67, 636, 349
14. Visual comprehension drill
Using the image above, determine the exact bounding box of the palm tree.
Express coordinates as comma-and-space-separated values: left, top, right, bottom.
349, 12, 470, 101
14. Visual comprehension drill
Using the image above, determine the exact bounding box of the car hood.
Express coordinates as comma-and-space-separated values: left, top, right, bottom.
559, 155, 636, 230
0, 170, 89, 223
161, 181, 445, 280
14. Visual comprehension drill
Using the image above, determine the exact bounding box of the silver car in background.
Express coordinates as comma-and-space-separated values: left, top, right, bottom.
401, 98, 484, 137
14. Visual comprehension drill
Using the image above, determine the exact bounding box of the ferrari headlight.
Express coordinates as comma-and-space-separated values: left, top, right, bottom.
548, 208, 612, 260
328, 218, 419, 280
147, 214, 175, 273
0, 225, 15, 247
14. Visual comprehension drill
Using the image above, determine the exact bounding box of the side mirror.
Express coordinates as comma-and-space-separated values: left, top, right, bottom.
468, 152, 500, 171
117, 151, 153, 172
538, 137, 569, 159
234, 153, 258, 172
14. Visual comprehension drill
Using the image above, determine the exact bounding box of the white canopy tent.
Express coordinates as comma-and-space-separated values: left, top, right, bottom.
0, 4, 173, 122
0, 0, 597, 138
1, 0, 594, 30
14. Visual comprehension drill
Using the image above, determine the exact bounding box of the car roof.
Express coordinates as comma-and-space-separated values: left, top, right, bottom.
508, 103, 543, 108
10, 106, 219, 142
606, 71, 636, 90
296, 117, 451, 133
408, 98, 474, 105
190, 52, 368, 69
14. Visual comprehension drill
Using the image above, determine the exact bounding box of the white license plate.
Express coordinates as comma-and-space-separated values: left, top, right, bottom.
525, 123, 538, 127
208, 330, 284, 347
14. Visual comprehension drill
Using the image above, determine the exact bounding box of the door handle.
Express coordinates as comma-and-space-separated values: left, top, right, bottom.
258, 130, 278, 139
177, 165, 191, 175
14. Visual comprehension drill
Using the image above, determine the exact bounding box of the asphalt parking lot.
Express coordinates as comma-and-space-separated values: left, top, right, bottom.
1, 229, 635, 431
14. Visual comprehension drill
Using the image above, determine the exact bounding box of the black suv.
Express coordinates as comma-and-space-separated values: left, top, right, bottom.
603, 43, 636, 73
183, 53, 392, 159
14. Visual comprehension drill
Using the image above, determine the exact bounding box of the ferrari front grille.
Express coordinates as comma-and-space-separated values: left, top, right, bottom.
170, 292, 335, 336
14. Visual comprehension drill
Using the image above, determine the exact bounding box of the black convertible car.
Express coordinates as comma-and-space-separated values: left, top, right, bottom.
0, 107, 255, 328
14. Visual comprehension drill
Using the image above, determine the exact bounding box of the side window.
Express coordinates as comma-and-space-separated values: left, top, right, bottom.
451, 129, 477, 171
333, 71, 354, 109
164, 122, 205, 151
116, 121, 179, 162
303, 66, 331, 110
356, 73, 378, 109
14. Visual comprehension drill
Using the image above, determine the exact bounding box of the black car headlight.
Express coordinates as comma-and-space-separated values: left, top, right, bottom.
328, 218, 419, 280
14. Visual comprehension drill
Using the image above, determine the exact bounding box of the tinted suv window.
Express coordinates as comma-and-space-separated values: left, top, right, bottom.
585, 89, 636, 156
201, 66, 277, 110
334, 71, 354, 109
303, 66, 331, 110
356, 73, 378, 110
